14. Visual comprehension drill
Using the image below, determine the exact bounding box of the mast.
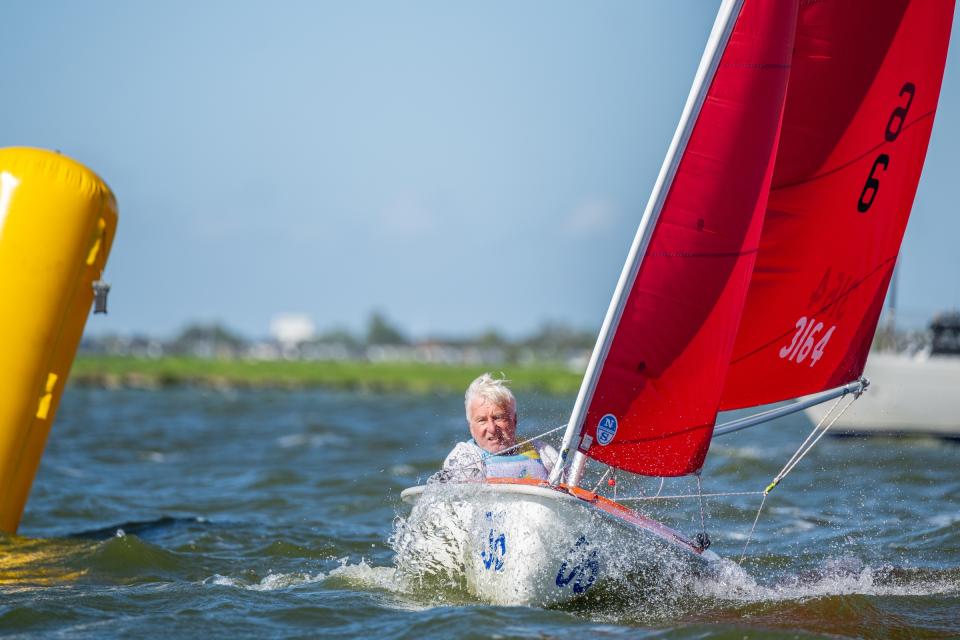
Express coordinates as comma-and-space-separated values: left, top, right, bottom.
549, 0, 746, 486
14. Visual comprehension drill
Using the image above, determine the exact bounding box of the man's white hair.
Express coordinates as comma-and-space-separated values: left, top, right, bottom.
464, 372, 516, 421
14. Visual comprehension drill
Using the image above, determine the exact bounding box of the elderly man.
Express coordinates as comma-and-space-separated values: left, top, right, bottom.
440, 373, 558, 481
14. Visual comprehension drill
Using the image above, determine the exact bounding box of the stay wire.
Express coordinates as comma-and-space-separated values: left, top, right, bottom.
738, 390, 862, 564
696, 471, 710, 549
696, 472, 707, 539
771, 395, 844, 484
738, 492, 769, 564
765, 391, 859, 494
591, 467, 611, 493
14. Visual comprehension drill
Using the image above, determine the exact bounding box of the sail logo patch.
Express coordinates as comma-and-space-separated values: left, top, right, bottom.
596, 414, 617, 446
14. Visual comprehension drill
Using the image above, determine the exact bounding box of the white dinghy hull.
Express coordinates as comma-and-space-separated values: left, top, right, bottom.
396, 480, 719, 607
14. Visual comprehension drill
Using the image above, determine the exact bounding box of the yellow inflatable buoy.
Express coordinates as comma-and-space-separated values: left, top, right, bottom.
0, 148, 117, 534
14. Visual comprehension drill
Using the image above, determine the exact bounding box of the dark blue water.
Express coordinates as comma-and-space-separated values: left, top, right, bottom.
2, 386, 957, 638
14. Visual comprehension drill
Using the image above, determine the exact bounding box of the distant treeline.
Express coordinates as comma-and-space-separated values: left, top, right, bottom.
70, 356, 583, 395
80, 312, 597, 366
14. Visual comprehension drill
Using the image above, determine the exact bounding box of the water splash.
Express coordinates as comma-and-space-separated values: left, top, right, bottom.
385, 482, 960, 620
326, 558, 407, 593
390, 486, 471, 592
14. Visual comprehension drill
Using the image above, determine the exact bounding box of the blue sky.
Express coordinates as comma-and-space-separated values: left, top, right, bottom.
2, 1, 957, 339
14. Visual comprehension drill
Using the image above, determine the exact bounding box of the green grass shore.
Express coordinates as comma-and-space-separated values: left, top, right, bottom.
70, 355, 583, 395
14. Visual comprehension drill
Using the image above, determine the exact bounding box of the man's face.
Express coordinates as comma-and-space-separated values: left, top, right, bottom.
468, 397, 517, 454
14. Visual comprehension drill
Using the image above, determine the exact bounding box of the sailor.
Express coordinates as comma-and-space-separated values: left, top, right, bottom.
438, 373, 558, 482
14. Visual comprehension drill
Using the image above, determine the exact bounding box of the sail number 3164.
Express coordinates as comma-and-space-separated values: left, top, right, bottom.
779, 316, 836, 367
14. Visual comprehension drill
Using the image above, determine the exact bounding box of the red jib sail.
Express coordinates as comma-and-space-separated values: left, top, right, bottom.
574, 0, 796, 476
719, 0, 955, 410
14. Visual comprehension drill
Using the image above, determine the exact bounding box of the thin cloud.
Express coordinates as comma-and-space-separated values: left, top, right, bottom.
562, 198, 618, 236
378, 194, 436, 236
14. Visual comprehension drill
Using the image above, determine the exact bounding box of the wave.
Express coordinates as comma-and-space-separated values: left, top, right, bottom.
206, 571, 326, 591
69, 516, 208, 540
205, 558, 403, 595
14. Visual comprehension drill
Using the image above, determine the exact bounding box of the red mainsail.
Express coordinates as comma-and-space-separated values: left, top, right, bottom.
558, 0, 955, 480
720, 0, 955, 410
574, 0, 796, 476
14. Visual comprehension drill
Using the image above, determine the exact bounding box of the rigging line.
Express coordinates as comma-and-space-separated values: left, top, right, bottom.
773, 392, 860, 485
772, 394, 845, 481
739, 391, 862, 564
617, 491, 764, 502
738, 492, 768, 565
607, 474, 666, 499
591, 467, 611, 494
477, 423, 566, 461
653, 477, 665, 498
696, 472, 707, 539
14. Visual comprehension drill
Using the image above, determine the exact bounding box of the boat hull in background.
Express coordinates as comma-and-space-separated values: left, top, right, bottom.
805, 352, 960, 437
396, 480, 719, 607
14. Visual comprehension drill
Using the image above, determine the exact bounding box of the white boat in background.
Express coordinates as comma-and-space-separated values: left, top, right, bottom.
397, 0, 955, 606
807, 312, 960, 437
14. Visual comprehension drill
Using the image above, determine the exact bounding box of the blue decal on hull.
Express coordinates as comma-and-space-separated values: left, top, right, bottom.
555, 536, 599, 594
481, 511, 506, 571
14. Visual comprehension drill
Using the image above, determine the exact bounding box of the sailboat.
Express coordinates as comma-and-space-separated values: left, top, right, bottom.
397, 0, 955, 606
805, 310, 960, 437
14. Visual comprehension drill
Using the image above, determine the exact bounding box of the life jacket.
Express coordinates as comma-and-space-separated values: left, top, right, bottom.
483, 442, 549, 480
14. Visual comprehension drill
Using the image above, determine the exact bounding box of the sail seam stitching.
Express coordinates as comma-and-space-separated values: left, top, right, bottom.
647, 248, 760, 259
720, 63, 790, 70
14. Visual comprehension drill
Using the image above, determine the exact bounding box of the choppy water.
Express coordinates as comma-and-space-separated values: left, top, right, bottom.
2, 386, 958, 638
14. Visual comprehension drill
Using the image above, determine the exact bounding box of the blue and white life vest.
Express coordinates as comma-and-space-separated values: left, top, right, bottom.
440, 440, 557, 482
483, 442, 549, 480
